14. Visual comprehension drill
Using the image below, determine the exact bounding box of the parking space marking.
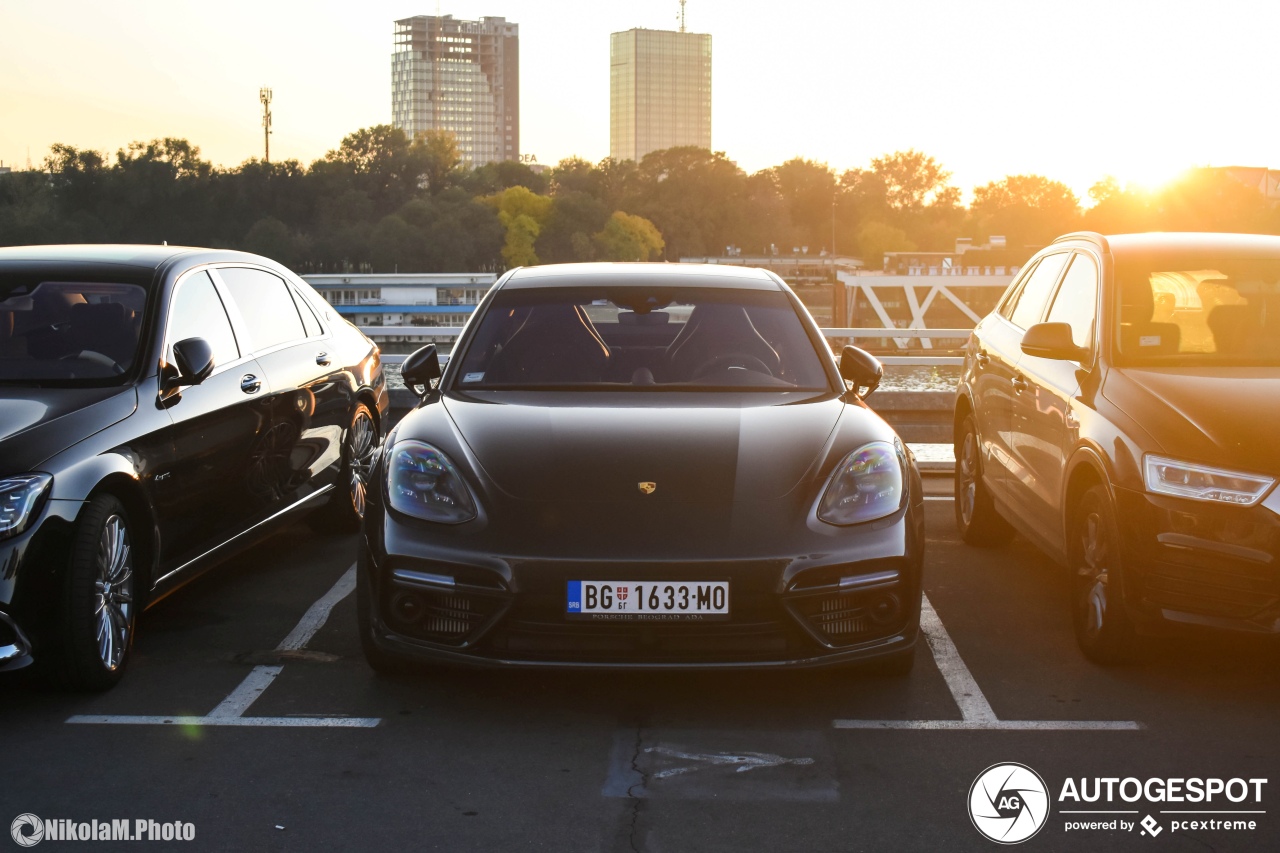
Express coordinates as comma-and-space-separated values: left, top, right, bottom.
67, 565, 381, 729
832, 594, 1143, 732
208, 665, 284, 718
923, 495, 954, 501
603, 729, 837, 801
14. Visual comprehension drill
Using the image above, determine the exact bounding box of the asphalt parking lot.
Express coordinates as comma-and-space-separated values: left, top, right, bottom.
4, 500, 1279, 852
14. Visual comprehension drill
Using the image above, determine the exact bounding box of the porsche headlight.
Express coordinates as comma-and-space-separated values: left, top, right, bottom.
1143, 455, 1275, 506
818, 441, 906, 526
387, 441, 477, 523
0, 473, 53, 540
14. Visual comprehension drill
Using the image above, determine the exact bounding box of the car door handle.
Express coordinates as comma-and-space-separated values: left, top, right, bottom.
240, 374, 261, 394
1011, 374, 1028, 394
315, 351, 331, 366
975, 352, 990, 368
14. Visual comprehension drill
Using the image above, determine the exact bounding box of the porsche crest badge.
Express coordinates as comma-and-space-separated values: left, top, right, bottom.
637, 482, 657, 495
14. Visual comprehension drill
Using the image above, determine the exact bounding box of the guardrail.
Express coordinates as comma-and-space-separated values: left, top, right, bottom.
370, 327, 972, 367
372, 325, 965, 458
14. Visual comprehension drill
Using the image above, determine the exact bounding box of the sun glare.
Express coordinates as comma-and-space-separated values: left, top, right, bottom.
1116, 160, 1192, 195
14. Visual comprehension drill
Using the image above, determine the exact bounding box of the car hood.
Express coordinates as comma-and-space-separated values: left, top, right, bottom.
1103, 366, 1280, 475
0, 385, 138, 473
441, 392, 847, 504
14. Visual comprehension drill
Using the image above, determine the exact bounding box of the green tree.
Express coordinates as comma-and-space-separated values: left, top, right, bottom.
870, 149, 953, 212
537, 191, 609, 262
855, 221, 915, 268
970, 174, 1081, 247
413, 129, 461, 195
594, 211, 665, 261
243, 217, 299, 266
764, 158, 837, 252
485, 185, 554, 267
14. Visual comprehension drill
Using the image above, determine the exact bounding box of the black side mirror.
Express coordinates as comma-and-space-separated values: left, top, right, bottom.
401, 344, 442, 395
1021, 322, 1086, 362
171, 337, 215, 387
839, 345, 884, 398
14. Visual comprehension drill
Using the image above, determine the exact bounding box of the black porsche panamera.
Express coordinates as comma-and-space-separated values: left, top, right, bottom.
359, 263, 925, 672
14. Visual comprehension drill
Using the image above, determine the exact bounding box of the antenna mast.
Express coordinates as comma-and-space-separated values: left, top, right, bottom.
679, 0, 687, 32
259, 87, 273, 163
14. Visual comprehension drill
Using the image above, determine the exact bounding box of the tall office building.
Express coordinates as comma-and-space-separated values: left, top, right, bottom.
392, 15, 519, 167
610, 28, 712, 163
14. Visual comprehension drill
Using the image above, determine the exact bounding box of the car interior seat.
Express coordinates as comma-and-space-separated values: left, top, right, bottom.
664, 303, 781, 381
1119, 280, 1181, 356
485, 303, 611, 384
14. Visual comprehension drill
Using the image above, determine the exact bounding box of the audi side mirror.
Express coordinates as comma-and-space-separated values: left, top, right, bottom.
401, 344, 443, 396
839, 345, 884, 398
1021, 322, 1086, 362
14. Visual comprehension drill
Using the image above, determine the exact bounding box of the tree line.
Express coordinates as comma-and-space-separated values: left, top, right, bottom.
2, 125, 1278, 273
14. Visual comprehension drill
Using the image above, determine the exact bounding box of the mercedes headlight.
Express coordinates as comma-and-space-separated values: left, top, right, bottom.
818, 441, 906, 525
387, 441, 477, 523
1143, 455, 1275, 506
0, 474, 53, 539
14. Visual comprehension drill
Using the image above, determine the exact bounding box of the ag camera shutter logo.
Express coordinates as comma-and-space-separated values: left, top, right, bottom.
10, 814, 44, 847
969, 763, 1050, 844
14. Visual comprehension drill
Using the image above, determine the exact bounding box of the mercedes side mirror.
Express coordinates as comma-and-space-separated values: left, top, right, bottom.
1021, 322, 1086, 362
401, 344, 443, 396
172, 337, 215, 386
839, 345, 884, 398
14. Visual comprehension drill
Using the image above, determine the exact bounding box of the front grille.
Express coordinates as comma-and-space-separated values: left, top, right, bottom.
491, 621, 795, 660
382, 587, 508, 646
1141, 556, 1279, 621
786, 589, 906, 647
815, 596, 870, 638
488, 596, 805, 662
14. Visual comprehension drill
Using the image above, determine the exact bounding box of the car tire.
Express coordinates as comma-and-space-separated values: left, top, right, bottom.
356, 550, 415, 675
1070, 484, 1140, 664
51, 494, 138, 692
954, 414, 1015, 546
312, 402, 378, 533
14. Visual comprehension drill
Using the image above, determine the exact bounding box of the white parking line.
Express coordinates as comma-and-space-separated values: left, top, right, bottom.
68, 564, 381, 729
207, 665, 284, 718
832, 593, 1143, 732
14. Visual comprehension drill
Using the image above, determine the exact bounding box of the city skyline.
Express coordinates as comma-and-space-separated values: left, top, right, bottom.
3, 0, 1279, 201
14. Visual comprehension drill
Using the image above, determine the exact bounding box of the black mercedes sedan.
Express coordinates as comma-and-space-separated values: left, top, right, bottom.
358, 263, 924, 672
955, 232, 1280, 662
0, 245, 388, 690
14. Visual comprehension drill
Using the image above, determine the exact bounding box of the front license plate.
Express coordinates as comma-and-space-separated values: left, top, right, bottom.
566, 581, 730, 621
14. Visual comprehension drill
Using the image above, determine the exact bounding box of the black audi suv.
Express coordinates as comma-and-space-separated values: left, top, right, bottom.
955, 232, 1280, 662
359, 263, 925, 672
0, 245, 388, 689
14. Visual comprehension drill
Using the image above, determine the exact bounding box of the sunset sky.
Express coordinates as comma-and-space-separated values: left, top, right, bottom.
3, 0, 1275, 202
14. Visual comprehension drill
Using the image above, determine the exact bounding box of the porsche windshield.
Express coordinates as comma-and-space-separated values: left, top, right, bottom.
453, 286, 832, 390
1116, 255, 1280, 365
0, 276, 149, 386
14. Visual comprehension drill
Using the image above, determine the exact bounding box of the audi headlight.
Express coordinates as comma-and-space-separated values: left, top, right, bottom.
0, 473, 53, 539
1143, 455, 1275, 506
387, 441, 476, 523
818, 441, 906, 525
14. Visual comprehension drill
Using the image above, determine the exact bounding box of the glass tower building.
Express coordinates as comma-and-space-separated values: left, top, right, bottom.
610, 28, 712, 163
392, 15, 519, 167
